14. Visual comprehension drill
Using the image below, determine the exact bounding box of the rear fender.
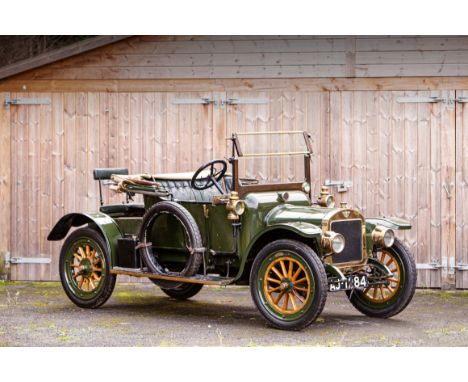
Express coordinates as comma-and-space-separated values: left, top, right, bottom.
47, 212, 122, 266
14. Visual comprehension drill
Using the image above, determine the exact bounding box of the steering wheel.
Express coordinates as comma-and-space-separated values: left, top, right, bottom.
191, 159, 227, 193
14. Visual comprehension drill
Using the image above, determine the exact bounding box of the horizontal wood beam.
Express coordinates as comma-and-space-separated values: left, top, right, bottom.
2, 77, 468, 92
0, 36, 132, 80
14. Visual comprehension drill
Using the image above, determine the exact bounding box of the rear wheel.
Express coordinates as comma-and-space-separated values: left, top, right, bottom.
59, 227, 116, 308
250, 239, 327, 330
346, 238, 417, 318
160, 283, 203, 300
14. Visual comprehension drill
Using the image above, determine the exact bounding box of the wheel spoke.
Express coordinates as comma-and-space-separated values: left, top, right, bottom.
289, 293, 297, 310
93, 267, 102, 272
288, 260, 293, 278
267, 276, 281, 284
385, 257, 393, 267
267, 285, 281, 294
293, 289, 305, 303
271, 266, 283, 280
388, 278, 399, 283
292, 267, 302, 281
373, 287, 378, 299
380, 286, 386, 299
295, 277, 307, 284
279, 260, 288, 278
274, 291, 284, 305
73, 253, 82, 261
283, 293, 289, 311
78, 247, 86, 258
78, 276, 84, 289
293, 285, 308, 292
89, 278, 96, 290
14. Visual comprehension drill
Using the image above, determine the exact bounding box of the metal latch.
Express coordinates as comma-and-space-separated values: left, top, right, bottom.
454, 263, 468, 271
223, 98, 269, 106
416, 261, 443, 270
324, 179, 352, 192
456, 97, 468, 103
396, 96, 450, 104
172, 98, 213, 105
4, 95, 50, 109
4, 252, 51, 268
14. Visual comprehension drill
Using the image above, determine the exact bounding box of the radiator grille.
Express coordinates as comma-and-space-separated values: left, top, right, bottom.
330, 219, 363, 264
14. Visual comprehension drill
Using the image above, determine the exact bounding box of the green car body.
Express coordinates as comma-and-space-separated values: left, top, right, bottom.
48, 132, 417, 330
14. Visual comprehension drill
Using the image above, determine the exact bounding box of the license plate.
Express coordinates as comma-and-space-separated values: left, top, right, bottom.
328, 275, 368, 292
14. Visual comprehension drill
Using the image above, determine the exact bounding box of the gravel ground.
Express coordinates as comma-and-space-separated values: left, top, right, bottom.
1, 281, 467, 346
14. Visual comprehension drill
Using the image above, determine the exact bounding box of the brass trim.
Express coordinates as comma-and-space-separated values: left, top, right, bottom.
322, 210, 367, 270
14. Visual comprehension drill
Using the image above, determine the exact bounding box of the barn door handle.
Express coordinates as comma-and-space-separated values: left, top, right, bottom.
443, 183, 452, 199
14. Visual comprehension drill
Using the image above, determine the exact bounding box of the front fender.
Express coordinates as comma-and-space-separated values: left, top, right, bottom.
366, 217, 411, 231
47, 212, 122, 266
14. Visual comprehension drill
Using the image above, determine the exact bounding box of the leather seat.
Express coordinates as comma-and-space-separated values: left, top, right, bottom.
155, 176, 233, 203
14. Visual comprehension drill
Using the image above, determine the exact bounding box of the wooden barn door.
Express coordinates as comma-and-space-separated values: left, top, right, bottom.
8, 91, 219, 281
329, 91, 456, 289
455, 90, 468, 289
224, 91, 330, 198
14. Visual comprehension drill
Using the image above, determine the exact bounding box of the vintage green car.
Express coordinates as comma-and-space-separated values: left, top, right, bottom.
48, 131, 417, 330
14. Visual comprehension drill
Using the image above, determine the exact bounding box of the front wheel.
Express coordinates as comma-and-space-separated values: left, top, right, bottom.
346, 238, 417, 318
250, 239, 328, 330
59, 227, 116, 309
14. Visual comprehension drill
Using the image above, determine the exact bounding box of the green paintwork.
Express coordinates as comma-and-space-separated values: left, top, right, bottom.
48, 212, 122, 266
49, 186, 412, 283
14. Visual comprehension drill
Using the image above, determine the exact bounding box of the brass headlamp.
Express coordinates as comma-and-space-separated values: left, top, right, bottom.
317, 186, 335, 208
226, 191, 246, 220
371, 225, 395, 248
321, 231, 345, 254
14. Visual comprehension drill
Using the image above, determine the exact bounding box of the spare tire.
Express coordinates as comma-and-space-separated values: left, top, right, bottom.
138, 201, 203, 287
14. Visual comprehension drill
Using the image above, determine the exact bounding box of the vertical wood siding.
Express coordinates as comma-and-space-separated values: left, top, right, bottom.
7, 90, 460, 289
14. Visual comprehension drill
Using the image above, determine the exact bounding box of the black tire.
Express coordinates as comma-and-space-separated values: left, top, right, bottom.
139, 201, 203, 288
59, 227, 116, 309
250, 239, 328, 330
160, 283, 204, 300
346, 238, 417, 318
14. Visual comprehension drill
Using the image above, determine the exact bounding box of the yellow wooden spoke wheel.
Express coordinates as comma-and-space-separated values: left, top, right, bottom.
263, 256, 311, 315
59, 227, 116, 308
363, 249, 401, 303
70, 244, 104, 292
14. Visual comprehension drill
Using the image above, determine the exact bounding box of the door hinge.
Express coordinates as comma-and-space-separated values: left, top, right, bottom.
4, 252, 51, 268
324, 179, 352, 192
4, 95, 50, 109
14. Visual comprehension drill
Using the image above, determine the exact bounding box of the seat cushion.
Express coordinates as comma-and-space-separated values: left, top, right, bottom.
154, 176, 233, 203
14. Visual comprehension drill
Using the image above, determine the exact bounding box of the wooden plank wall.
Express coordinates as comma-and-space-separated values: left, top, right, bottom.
0, 93, 11, 278
329, 91, 457, 288
12, 36, 468, 80
6, 89, 461, 289
9, 92, 222, 281
456, 90, 468, 289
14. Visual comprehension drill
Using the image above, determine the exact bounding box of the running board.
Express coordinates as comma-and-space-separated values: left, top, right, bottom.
111, 267, 235, 286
